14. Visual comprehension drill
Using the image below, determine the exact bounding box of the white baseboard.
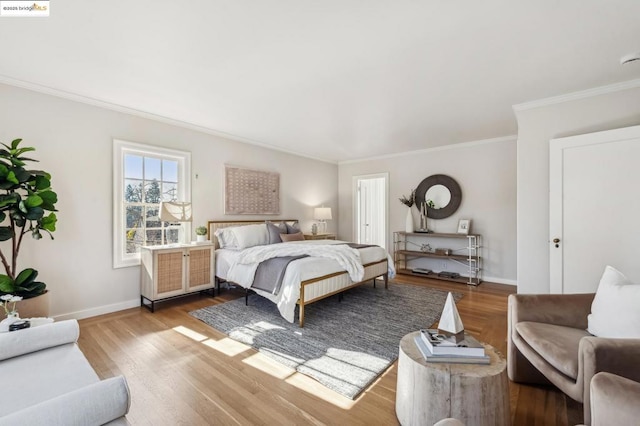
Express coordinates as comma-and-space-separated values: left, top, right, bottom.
53, 298, 140, 321
482, 276, 517, 287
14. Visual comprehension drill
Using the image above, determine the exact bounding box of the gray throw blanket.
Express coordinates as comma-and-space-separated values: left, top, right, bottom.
251, 255, 308, 295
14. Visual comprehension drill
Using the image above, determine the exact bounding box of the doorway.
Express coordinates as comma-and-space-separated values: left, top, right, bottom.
549, 125, 640, 293
353, 173, 388, 249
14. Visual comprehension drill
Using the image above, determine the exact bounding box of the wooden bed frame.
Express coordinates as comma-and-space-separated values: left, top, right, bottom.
207, 219, 389, 327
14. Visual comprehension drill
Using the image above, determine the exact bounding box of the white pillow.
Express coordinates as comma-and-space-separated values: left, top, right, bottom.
214, 228, 239, 249
587, 265, 640, 338
231, 224, 269, 249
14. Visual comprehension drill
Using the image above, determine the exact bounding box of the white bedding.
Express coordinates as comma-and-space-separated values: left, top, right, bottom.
216, 239, 394, 323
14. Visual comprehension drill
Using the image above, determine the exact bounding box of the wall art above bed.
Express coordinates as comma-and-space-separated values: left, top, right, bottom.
224, 165, 280, 215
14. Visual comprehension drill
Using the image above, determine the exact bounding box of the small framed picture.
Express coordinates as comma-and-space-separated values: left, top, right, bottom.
457, 219, 471, 235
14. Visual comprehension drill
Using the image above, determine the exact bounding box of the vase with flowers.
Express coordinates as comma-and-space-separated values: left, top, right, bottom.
399, 189, 416, 233
0, 294, 22, 331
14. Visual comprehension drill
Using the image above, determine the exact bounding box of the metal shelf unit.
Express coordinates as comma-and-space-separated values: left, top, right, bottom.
393, 231, 482, 285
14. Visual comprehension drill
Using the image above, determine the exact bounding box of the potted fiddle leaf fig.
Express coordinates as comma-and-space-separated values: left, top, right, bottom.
0, 139, 57, 310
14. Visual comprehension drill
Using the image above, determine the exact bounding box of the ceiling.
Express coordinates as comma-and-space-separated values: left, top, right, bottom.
1, 1, 640, 163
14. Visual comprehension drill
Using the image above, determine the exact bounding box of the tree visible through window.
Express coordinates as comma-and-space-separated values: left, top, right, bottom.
114, 140, 190, 268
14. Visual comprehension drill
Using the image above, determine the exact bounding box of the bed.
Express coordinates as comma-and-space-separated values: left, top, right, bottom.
208, 219, 392, 327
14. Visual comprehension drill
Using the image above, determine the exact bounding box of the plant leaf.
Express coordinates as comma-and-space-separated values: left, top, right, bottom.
25, 195, 43, 208
10, 139, 22, 150
12, 168, 31, 183
38, 190, 57, 210
41, 212, 57, 232
0, 194, 18, 208
14, 268, 37, 287
18, 281, 45, 296
25, 206, 44, 220
34, 175, 50, 190
0, 275, 14, 292
0, 226, 13, 241
6, 170, 18, 185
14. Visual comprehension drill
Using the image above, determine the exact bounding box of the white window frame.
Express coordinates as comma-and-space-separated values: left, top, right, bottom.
113, 139, 191, 268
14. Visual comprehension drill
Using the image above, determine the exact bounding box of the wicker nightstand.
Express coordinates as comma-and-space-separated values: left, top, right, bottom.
140, 243, 215, 312
303, 233, 336, 240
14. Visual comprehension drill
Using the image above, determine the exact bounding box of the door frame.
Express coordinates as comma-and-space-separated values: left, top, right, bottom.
352, 172, 389, 249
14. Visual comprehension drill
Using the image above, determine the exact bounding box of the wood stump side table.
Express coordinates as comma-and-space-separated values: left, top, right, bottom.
395, 331, 510, 426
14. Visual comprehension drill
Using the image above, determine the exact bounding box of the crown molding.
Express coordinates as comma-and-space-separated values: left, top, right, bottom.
513, 78, 640, 112
338, 135, 517, 165
0, 74, 338, 164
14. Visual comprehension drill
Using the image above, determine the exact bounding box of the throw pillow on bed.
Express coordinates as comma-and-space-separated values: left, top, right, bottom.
285, 222, 300, 234
280, 232, 304, 242
266, 221, 286, 244
587, 265, 640, 338
231, 224, 269, 249
214, 224, 269, 249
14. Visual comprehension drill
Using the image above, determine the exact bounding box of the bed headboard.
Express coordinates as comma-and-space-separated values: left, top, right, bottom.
207, 219, 298, 248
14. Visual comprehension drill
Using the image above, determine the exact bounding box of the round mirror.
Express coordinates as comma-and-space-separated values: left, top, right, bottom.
414, 174, 462, 219
425, 184, 451, 209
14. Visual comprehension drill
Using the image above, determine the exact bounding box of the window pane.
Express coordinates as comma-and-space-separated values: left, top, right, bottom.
146, 229, 163, 246
146, 206, 160, 228
124, 155, 143, 179
125, 229, 143, 254
163, 160, 178, 183
124, 179, 143, 202
126, 206, 143, 228
144, 157, 161, 181
144, 179, 162, 204
162, 182, 178, 201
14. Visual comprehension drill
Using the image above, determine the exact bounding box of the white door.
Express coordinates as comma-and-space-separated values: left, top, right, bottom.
353, 173, 388, 249
550, 125, 640, 294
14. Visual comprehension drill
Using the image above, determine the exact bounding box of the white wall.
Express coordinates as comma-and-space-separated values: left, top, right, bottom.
338, 138, 517, 284
515, 82, 640, 294
0, 83, 338, 319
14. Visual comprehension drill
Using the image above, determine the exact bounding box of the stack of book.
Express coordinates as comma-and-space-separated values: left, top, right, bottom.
414, 329, 490, 364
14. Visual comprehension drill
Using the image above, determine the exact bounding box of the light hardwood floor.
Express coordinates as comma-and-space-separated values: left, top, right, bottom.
78, 276, 582, 425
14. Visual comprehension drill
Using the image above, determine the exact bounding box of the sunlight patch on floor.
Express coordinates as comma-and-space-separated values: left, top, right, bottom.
172, 325, 208, 342
242, 352, 296, 379
285, 373, 356, 409
203, 337, 251, 356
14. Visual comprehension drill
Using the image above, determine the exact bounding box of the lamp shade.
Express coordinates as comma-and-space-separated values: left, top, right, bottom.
313, 207, 332, 221
159, 201, 192, 222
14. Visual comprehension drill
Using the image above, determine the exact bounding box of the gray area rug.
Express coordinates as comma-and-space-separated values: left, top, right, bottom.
190, 283, 462, 399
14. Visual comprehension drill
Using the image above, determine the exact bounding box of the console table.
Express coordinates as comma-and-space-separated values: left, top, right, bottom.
393, 232, 482, 285
396, 331, 510, 426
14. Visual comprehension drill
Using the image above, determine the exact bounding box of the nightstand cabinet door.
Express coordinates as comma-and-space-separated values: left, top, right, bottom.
156, 250, 185, 297
187, 246, 214, 291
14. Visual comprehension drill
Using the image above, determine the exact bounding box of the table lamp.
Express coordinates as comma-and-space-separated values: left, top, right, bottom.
159, 201, 192, 244
313, 207, 332, 234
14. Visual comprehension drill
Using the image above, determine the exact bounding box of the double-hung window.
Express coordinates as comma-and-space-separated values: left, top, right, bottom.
113, 140, 191, 268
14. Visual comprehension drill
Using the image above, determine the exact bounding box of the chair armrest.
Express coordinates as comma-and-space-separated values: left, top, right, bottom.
0, 320, 79, 361
579, 336, 640, 425
508, 293, 595, 329
580, 337, 640, 381
590, 372, 640, 426
0, 376, 130, 426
